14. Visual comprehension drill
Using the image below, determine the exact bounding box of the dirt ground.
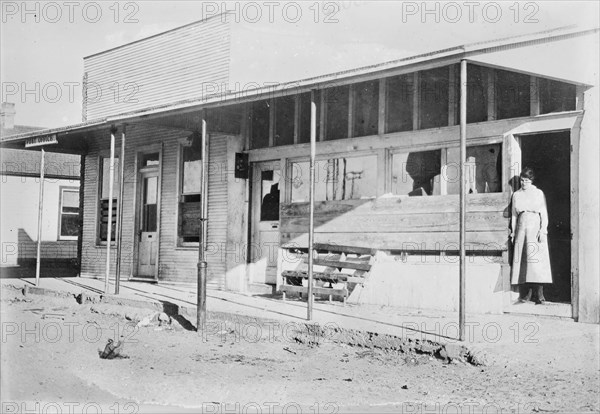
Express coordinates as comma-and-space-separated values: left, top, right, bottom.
1, 287, 598, 413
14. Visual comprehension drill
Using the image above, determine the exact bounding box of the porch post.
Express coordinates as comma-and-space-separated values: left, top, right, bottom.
105, 126, 117, 294
307, 90, 317, 320
35, 148, 45, 286
459, 59, 467, 341
197, 112, 208, 333
115, 124, 126, 294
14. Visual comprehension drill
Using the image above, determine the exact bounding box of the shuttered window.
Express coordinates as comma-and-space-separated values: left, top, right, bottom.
178, 139, 202, 245
98, 156, 119, 243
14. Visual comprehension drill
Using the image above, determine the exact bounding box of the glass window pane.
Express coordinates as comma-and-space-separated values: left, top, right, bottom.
496, 69, 530, 119
420, 67, 449, 129
145, 176, 158, 205
291, 155, 377, 202
386, 74, 414, 133
101, 157, 120, 199
325, 86, 350, 141
62, 190, 79, 209
260, 170, 280, 221
275, 96, 295, 146
141, 152, 160, 167
353, 80, 379, 137
539, 78, 576, 114
60, 215, 79, 237
251, 100, 270, 149
467, 64, 488, 123
392, 150, 441, 196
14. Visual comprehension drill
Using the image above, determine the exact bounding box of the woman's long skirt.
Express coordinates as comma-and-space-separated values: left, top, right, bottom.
511, 212, 553, 284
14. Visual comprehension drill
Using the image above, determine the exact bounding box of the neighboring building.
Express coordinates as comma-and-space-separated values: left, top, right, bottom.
0, 103, 81, 277
1, 18, 598, 324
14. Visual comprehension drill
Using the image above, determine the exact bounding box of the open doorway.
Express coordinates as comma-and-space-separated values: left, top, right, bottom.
520, 131, 571, 303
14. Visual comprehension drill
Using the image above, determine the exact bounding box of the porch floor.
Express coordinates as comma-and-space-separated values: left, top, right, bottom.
1, 276, 595, 365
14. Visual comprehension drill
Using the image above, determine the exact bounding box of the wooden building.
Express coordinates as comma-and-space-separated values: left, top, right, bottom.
1, 103, 81, 277
1, 19, 598, 323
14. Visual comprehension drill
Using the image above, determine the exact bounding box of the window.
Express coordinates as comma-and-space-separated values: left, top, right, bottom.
353, 80, 379, 137
386, 74, 414, 133
495, 69, 530, 120
291, 154, 377, 202
98, 156, 120, 243
539, 78, 576, 114
178, 139, 202, 245
446, 144, 502, 194
250, 100, 270, 149
59, 187, 79, 240
391, 150, 441, 196
467, 64, 488, 124
325, 85, 350, 141
274, 96, 295, 146
420, 67, 449, 129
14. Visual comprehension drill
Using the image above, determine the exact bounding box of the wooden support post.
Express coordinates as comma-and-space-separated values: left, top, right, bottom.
115, 125, 126, 295
105, 127, 117, 294
197, 112, 209, 334
459, 60, 467, 342
35, 148, 45, 286
308, 90, 317, 320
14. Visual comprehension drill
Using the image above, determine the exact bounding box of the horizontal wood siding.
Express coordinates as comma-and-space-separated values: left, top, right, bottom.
280, 193, 510, 251
84, 16, 230, 120
80, 125, 230, 287
206, 135, 228, 289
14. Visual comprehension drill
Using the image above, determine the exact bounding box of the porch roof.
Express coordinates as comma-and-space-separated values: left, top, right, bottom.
1, 25, 597, 151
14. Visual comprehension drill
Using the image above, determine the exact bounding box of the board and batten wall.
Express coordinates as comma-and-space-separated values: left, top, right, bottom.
83, 14, 231, 120
79, 124, 234, 288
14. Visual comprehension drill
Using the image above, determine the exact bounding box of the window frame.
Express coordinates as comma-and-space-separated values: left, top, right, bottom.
286, 149, 381, 203
58, 186, 80, 241
176, 139, 202, 248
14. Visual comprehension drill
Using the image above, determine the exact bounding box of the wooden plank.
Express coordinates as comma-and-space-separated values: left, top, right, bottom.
282, 270, 354, 282
280, 193, 510, 217
280, 284, 348, 297
281, 211, 508, 234
313, 243, 375, 256
282, 231, 508, 251
311, 259, 371, 271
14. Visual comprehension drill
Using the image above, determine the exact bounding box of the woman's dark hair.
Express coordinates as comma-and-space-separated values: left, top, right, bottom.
520, 167, 535, 181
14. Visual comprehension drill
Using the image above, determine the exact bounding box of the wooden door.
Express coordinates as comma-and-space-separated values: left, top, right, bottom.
250, 161, 281, 285
136, 171, 160, 278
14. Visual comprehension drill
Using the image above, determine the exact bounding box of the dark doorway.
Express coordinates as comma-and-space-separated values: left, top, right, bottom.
520, 131, 571, 303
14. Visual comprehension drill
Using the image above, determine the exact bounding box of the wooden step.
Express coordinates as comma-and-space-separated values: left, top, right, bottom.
282, 270, 351, 282
313, 243, 376, 256
309, 259, 371, 271
280, 284, 348, 298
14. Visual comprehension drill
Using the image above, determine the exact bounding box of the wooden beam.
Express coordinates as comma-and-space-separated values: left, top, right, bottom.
530, 76, 540, 116
413, 72, 420, 130
487, 68, 496, 121
378, 78, 387, 135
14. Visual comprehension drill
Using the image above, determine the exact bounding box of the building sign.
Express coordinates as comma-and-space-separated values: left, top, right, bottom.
25, 134, 58, 148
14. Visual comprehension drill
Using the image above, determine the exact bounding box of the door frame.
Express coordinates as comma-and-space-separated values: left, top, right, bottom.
512, 129, 575, 317
131, 145, 163, 281
249, 160, 281, 286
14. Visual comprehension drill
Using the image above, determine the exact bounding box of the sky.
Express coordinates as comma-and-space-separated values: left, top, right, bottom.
1, 0, 599, 128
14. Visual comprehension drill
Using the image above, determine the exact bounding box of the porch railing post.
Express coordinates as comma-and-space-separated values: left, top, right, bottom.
35, 148, 45, 286
459, 59, 467, 341
105, 126, 117, 294
308, 90, 317, 320
115, 124, 126, 295
197, 112, 208, 333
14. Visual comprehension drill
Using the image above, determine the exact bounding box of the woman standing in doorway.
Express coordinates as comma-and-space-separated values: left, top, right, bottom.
510, 167, 553, 304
